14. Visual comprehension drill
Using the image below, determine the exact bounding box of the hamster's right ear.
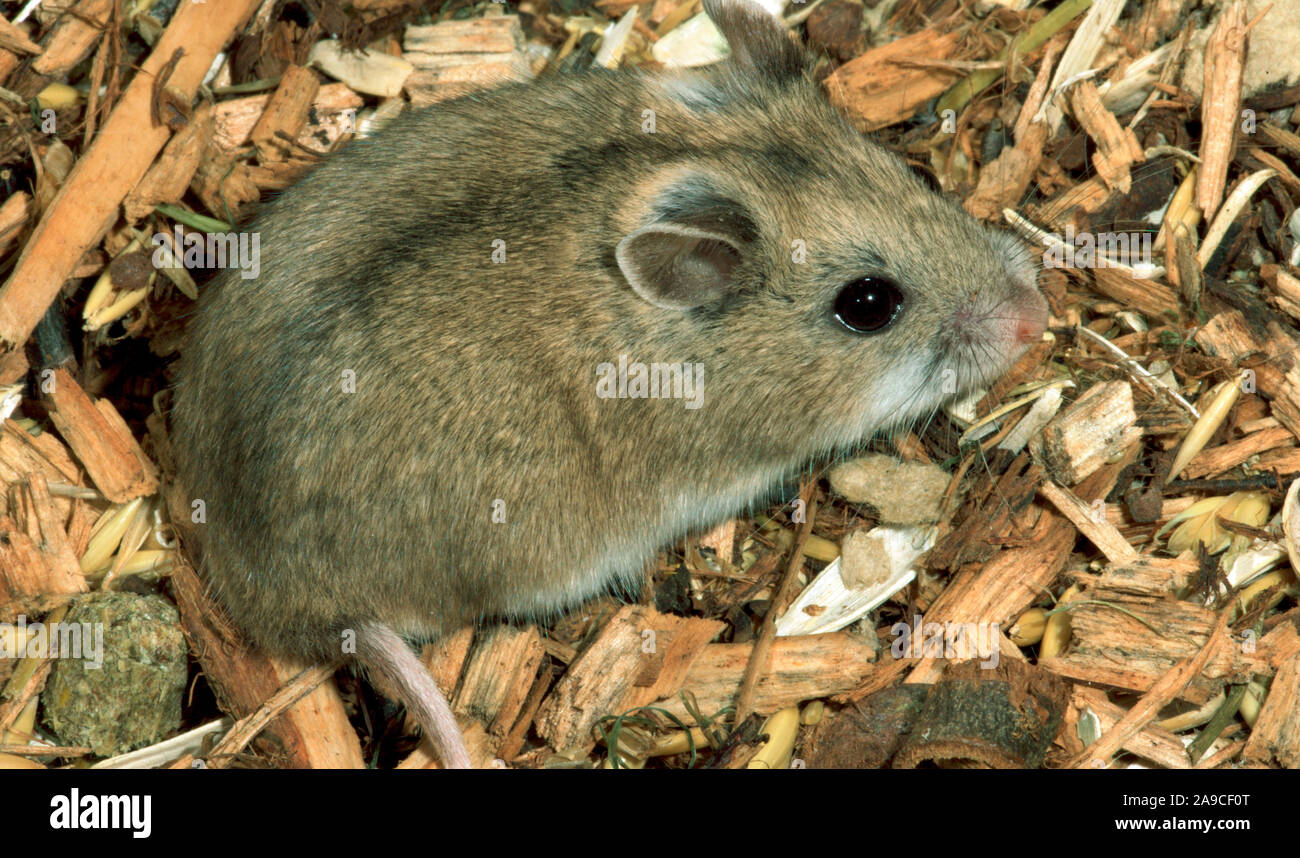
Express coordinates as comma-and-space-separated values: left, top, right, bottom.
617, 171, 758, 311
616, 223, 743, 311
703, 0, 806, 82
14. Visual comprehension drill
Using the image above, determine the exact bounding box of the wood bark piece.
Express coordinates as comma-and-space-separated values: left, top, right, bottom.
0, 439, 90, 592
1194, 309, 1263, 364
1196, 1, 1249, 218
964, 119, 1048, 221
1031, 380, 1140, 486
1081, 554, 1198, 598
1271, 362, 1300, 443
452, 623, 544, 739
1039, 479, 1139, 564
914, 449, 1136, 693
498, 667, 555, 763
421, 626, 474, 699
654, 632, 878, 724
406, 17, 529, 55
0, 418, 83, 497
802, 685, 929, 768
1043, 574, 1265, 705
1067, 79, 1144, 194
1184, 426, 1295, 479
402, 16, 532, 105
0, 472, 87, 598
892, 659, 1067, 769
1034, 176, 1115, 228
534, 605, 724, 754
0, 191, 31, 259
400, 626, 475, 740
823, 22, 965, 132
29, 0, 113, 77
1066, 610, 1232, 767
169, 661, 338, 769
1090, 269, 1181, 321
1071, 686, 1193, 768
169, 558, 363, 769
1243, 651, 1300, 767
1261, 264, 1300, 322
1260, 621, 1300, 671
44, 369, 158, 503
0, 48, 18, 86
1256, 446, 1300, 474
0, 16, 41, 56
0, 0, 262, 353
210, 83, 362, 154
249, 64, 321, 163
122, 104, 214, 224
190, 154, 262, 223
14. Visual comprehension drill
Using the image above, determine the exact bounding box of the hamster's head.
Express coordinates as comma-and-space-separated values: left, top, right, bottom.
610, 0, 1049, 448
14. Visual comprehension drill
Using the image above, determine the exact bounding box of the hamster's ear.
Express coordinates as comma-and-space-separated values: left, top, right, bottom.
703, 0, 806, 82
616, 224, 742, 311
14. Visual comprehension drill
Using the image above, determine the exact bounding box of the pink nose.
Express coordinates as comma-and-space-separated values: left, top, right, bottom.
1014, 295, 1049, 344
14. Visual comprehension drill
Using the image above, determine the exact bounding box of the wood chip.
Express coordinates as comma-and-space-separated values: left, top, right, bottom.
1031, 381, 1141, 486
534, 605, 724, 754
29, 0, 113, 77
1241, 649, 1300, 767
1196, 1, 1249, 217
42, 369, 157, 503
1066, 79, 1145, 194
249, 64, 321, 163
824, 20, 965, 132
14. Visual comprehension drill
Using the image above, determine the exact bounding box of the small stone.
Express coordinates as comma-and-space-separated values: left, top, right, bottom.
839, 528, 893, 590
42, 592, 188, 757
828, 454, 950, 524
806, 0, 865, 63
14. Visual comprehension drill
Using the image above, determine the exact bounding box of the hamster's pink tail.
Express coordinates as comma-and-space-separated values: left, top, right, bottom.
354, 620, 472, 769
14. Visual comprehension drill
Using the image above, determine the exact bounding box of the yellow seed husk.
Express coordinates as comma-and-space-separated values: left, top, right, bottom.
36, 82, 81, 110
1040, 584, 1081, 659
1010, 607, 1047, 646
1156, 164, 1201, 251
1235, 571, 1294, 618
1157, 692, 1225, 733
1240, 679, 1267, 727
802, 534, 840, 563
747, 707, 800, 769
81, 498, 144, 573
1166, 380, 1240, 484
649, 727, 712, 757
1166, 491, 1269, 556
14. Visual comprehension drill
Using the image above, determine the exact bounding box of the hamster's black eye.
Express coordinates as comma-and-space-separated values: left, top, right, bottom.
833, 277, 903, 333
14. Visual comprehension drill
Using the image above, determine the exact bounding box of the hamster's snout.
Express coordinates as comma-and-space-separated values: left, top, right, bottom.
944, 285, 1048, 391
1013, 290, 1049, 346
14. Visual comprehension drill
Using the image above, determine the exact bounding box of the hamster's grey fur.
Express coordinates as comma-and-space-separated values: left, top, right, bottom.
172, 0, 1047, 768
